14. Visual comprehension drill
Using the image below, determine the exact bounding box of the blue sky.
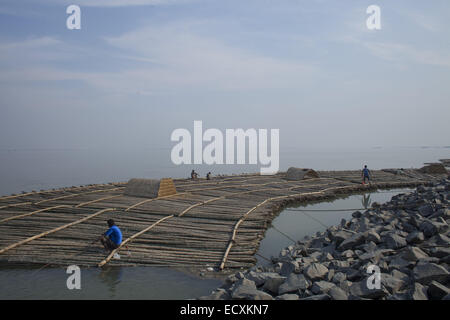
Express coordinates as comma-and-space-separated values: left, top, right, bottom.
0, 0, 449, 150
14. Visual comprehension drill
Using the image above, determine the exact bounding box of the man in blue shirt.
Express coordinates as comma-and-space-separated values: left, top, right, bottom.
362, 165, 371, 185
100, 219, 122, 252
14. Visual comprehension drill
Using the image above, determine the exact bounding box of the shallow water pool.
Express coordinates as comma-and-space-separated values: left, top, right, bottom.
255, 188, 413, 265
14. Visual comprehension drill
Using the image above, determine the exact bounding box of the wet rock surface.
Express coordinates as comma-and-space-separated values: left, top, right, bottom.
199, 180, 449, 300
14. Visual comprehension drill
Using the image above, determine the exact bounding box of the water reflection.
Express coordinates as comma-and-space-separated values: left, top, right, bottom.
0, 265, 221, 299
361, 193, 372, 209
98, 267, 123, 298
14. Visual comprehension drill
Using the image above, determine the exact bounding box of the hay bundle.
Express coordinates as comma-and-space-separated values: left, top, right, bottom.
157, 178, 177, 197
286, 167, 319, 180
124, 179, 161, 198
417, 164, 448, 174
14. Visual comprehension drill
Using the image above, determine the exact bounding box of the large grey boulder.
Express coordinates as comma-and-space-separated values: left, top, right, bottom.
384, 233, 407, 250
389, 256, 414, 270
341, 250, 354, 259
409, 282, 428, 300
332, 260, 351, 270
349, 281, 388, 299
328, 286, 349, 300
365, 230, 381, 243
320, 252, 334, 262
311, 281, 336, 295
338, 233, 366, 251
406, 231, 425, 244
402, 246, 429, 262
358, 250, 386, 263
344, 268, 363, 282
413, 262, 449, 285
304, 263, 329, 281
231, 278, 255, 291
427, 281, 450, 300
429, 246, 450, 258
330, 230, 353, 245
391, 269, 409, 282
262, 275, 286, 294
430, 233, 450, 245
280, 260, 299, 276
231, 279, 273, 300
417, 204, 435, 217
245, 272, 280, 287
278, 273, 311, 295
419, 220, 440, 237
332, 272, 347, 284
381, 273, 406, 294
339, 280, 353, 293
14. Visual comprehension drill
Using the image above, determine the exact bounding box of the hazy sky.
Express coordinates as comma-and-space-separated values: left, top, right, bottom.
0, 0, 449, 150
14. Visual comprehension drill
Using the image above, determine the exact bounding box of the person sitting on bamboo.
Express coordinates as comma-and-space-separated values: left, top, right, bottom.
99, 219, 122, 252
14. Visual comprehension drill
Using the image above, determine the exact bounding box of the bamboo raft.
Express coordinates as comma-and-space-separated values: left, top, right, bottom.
0, 167, 447, 271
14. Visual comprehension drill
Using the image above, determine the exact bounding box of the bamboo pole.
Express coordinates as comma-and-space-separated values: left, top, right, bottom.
124, 192, 189, 212
0, 204, 71, 224
175, 175, 262, 188
34, 187, 124, 205
182, 178, 333, 193
75, 195, 122, 208
0, 202, 32, 210
98, 214, 174, 267
0, 208, 116, 255
0, 183, 122, 201
178, 197, 225, 217
177, 180, 343, 217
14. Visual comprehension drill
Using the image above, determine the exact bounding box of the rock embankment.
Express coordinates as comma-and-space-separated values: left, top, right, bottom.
200, 180, 450, 300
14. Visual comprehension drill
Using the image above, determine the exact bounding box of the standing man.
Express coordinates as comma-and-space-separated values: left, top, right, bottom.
362, 165, 371, 185
100, 219, 122, 253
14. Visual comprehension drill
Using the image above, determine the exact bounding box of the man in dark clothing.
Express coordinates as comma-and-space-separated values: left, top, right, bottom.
206, 172, 211, 180
100, 219, 122, 252
362, 165, 371, 185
